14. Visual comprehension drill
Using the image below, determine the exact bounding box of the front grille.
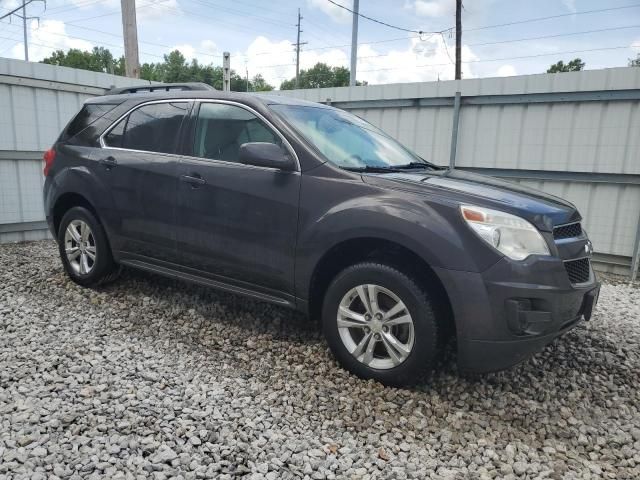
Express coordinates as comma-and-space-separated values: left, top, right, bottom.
564, 258, 591, 284
554, 222, 582, 240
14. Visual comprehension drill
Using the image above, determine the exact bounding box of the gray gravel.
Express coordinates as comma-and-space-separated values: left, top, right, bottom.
1, 240, 639, 480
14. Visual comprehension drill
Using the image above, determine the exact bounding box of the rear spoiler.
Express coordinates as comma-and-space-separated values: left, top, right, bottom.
104, 82, 216, 96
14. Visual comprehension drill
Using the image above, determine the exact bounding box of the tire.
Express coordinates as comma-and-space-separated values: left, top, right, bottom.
57, 206, 120, 287
322, 262, 442, 386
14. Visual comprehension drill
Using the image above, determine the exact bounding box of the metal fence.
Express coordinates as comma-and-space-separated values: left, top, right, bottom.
1, 59, 639, 278
278, 67, 640, 279
0, 58, 150, 243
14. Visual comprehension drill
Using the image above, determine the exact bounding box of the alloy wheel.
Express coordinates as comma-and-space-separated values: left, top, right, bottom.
64, 219, 96, 275
337, 284, 415, 369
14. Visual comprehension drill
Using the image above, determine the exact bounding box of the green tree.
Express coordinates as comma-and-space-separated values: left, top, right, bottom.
42, 47, 124, 75
546, 58, 585, 73
41, 47, 273, 92
630, 54, 640, 67
279, 62, 366, 89
251, 74, 274, 91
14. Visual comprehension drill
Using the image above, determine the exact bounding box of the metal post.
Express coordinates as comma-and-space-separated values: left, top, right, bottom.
349, 0, 359, 86
631, 210, 640, 281
455, 0, 461, 80
120, 0, 140, 78
222, 52, 231, 92
22, 0, 28, 61
449, 91, 461, 169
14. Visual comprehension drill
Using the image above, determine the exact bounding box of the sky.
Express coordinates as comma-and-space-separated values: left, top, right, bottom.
0, 0, 639, 88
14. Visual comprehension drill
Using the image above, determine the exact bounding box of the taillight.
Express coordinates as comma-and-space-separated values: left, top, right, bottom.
43, 148, 56, 176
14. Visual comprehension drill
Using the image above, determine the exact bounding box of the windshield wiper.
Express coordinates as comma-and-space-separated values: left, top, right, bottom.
393, 161, 439, 170
341, 165, 402, 173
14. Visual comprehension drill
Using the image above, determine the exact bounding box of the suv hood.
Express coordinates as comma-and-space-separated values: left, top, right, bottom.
362, 168, 580, 231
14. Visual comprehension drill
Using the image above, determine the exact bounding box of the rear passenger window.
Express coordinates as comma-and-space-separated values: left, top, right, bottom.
193, 103, 280, 162
104, 102, 189, 154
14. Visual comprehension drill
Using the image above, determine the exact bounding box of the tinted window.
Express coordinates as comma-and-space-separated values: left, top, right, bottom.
64, 103, 118, 139
193, 103, 280, 162
104, 102, 189, 154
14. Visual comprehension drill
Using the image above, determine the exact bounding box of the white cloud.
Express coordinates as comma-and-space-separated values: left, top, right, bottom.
495, 64, 517, 77
356, 35, 477, 84
238, 34, 479, 88
632, 40, 640, 53
172, 40, 219, 64
406, 0, 454, 18
11, 19, 93, 61
307, 0, 351, 23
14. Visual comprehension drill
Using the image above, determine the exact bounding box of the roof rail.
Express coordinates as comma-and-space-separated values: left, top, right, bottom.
104, 82, 216, 96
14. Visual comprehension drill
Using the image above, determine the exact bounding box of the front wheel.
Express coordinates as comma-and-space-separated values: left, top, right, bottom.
322, 262, 442, 386
57, 206, 120, 287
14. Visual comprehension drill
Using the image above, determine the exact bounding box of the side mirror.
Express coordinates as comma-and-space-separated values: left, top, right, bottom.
238, 142, 296, 171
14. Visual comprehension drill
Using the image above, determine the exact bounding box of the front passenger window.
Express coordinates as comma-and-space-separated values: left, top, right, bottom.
193, 103, 281, 162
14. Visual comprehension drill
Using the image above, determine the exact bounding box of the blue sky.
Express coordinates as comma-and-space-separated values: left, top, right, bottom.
1, 0, 639, 87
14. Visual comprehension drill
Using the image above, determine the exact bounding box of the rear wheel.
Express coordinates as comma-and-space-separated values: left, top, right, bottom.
322, 262, 441, 386
57, 206, 120, 287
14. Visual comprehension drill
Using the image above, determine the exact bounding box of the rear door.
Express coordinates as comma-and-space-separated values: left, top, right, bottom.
175, 101, 301, 298
98, 100, 192, 262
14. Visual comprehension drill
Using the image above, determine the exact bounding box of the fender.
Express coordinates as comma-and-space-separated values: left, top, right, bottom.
293, 174, 502, 300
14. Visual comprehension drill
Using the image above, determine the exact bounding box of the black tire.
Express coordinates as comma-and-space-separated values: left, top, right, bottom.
322, 262, 442, 386
57, 206, 120, 287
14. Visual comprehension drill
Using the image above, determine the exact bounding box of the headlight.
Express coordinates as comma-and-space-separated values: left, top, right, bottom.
460, 205, 550, 260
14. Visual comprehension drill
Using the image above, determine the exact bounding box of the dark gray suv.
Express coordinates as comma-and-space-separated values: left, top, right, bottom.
43, 83, 600, 385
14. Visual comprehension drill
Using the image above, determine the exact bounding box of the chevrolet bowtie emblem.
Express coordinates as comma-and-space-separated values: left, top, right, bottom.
585, 241, 593, 255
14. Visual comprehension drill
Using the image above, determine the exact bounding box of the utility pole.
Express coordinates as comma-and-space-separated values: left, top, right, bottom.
120, 0, 140, 78
0, 0, 44, 61
349, 0, 359, 86
455, 0, 462, 80
245, 63, 249, 92
222, 52, 231, 92
22, 0, 28, 61
294, 8, 307, 89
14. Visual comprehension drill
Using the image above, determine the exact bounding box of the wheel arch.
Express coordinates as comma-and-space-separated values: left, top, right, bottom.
52, 192, 100, 237
307, 236, 455, 338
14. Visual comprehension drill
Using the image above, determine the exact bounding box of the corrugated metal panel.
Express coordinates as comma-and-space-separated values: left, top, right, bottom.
0, 58, 151, 243
278, 68, 640, 275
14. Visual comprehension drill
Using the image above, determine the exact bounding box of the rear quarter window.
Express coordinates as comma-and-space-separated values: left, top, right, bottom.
61, 103, 119, 142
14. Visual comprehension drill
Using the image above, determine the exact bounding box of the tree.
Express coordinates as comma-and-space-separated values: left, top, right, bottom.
42, 47, 124, 75
279, 62, 366, 89
546, 58, 585, 73
630, 54, 640, 67
41, 47, 274, 91
251, 74, 274, 92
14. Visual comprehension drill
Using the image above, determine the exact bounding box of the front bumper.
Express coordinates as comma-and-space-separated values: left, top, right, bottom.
434, 255, 600, 373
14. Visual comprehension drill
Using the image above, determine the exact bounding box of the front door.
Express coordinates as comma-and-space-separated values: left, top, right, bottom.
98, 101, 191, 262
176, 101, 300, 297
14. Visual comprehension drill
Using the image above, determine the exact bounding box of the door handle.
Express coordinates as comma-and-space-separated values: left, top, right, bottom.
180, 174, 206, 187
99, 156, 117, 169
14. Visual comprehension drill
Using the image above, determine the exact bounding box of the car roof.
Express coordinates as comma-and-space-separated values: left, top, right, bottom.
85, 88, 331, 110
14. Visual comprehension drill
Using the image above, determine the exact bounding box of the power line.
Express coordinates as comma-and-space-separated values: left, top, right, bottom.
467, 3, 640, 32
325, 0, 441, 35
358, 44, 640, 73
353, 24, 640, 60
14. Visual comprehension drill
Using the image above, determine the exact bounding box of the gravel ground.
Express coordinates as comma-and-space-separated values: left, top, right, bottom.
1, 240, 639, 480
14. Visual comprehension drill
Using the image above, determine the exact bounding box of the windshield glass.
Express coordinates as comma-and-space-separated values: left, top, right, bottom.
270, 104, 435, 170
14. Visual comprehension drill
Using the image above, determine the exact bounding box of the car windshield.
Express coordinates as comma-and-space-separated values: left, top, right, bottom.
270, 104, 438, 171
